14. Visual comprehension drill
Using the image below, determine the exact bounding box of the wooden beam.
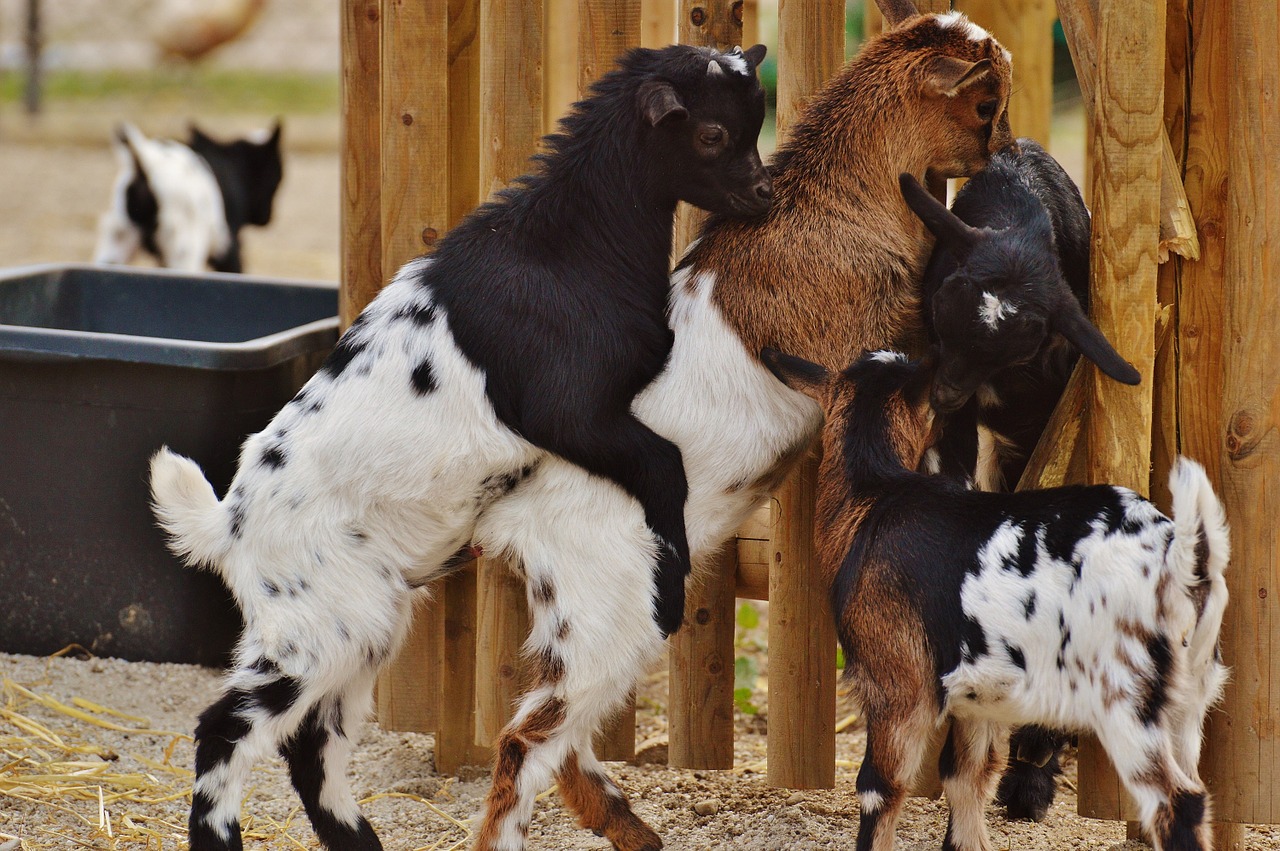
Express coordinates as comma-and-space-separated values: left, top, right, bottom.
339, 0, 382, 329
1056, 0, 1198, 262
1073, 0, 1165, 821
666, 0, 747, 771
1015, 361, 1087, 492
1203, 0, 1280, 825
435, 565, 491, 771
764, 0, 844, 793
641, 0, 676, 48
376, 593, 443, 731
668, 546, 738, 768
767, 454, 836, 789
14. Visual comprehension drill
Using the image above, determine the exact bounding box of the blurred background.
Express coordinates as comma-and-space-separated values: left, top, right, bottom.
0, 0, 1083, 285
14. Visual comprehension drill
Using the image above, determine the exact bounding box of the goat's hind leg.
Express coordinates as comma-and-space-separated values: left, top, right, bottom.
939, 717, 1008, 851
279, 668, 383, 850
558, 739, 661, 851
856, 707, 936, 851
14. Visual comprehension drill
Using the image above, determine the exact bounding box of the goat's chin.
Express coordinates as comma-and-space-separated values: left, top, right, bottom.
704, 194, 771, 220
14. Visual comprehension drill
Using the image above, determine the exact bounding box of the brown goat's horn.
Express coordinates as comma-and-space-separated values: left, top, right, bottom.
875, 0, 920, 27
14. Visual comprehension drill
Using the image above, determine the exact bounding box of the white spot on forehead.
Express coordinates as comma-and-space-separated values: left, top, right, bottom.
869, 350, 908, 364
979, 291, 1019, 329
935, 10, 992, 43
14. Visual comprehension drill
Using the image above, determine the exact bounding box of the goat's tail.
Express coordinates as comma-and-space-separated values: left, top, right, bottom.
1166, 456, 1230, 669
149, 447, 232, 574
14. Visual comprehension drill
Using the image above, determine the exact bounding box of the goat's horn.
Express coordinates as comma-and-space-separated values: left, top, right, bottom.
875, 0, 920, 27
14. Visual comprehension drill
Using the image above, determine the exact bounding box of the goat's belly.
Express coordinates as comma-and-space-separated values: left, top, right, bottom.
635, 267, 822, 556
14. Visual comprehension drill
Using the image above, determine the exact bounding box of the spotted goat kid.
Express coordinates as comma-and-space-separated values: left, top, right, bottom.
761, 348, 1229, 851
150, 44, 772, 851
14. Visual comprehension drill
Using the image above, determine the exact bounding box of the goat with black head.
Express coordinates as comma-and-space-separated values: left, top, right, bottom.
151, 44, 772, 851
900, 140, 1140, 491
94, 121, 283, 274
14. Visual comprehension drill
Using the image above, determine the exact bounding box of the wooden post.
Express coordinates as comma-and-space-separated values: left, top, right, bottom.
576, 0, 643, 762
371, 0, 452, 736
435, 566, 490, 771
665, 0, 746, 772
1074, 0, 1164, 822
475, 557, 531, 745
1203, 0, 1280, 826
641, 0, 676, 48
761, 0, 844, 792
340, 0, 382, 329
767, 455, 836, 788
957, 0, 1052, 145
546, 0, 578, 133
669, 546, 738, 768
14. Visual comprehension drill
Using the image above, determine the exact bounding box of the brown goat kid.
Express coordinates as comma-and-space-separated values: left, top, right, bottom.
679, 7, 1013, 369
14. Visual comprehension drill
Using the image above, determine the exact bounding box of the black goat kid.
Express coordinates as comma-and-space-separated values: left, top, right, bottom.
900, 139, 1139, 490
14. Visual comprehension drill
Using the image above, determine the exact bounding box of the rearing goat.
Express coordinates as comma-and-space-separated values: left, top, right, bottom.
151, 44, 772, 851
763, 348, 1228, 851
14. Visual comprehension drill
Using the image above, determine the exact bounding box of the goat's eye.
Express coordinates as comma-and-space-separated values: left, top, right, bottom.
699, 127, 725, 147
976, 99, 999, 122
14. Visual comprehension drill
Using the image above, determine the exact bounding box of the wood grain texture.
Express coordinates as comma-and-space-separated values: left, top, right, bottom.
1056, 0, 1198, 261
1075, 0, 1165, 821
376, 593, 443, 731
767, 454, 836, 789
668, 546, 738, 769
1203, 0, 1280, 824
435, 565, 492, 771
665, 0, 746, 770
957, 0, 1052, 144
641, 0, 677, 48
545, 0, 578, 133
1015, 361, 1087, 492
776, 0, 844, 138
340, 0, 382, 329
379, 0, 450, 278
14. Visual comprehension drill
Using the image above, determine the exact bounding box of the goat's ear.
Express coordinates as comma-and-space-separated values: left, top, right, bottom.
265, 118, 283, 148
926, 56, 994, 97
898, 173, 983, 260
875, 0, 919, 27
188, 123, 213, 146
743, 44, 767, 71
637, 80, 688, 127
760, 347, 828, 398
1052, 301, 1142, 386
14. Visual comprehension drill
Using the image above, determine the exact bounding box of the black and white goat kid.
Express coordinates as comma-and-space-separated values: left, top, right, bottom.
899, 139, 1140, 491
762, 348, 1229, 851
150, 45, 771, 851
94, 121, 283, 273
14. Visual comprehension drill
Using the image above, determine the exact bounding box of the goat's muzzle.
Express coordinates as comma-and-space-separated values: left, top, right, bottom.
930, 381, 971, 414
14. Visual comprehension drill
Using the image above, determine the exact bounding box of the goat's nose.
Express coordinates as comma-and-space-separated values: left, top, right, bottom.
755, 178, 774, 202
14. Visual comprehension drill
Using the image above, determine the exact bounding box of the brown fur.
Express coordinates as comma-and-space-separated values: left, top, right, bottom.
684, 13, 1012, 371
557, 752, 662, 851
474, 697, 568, 850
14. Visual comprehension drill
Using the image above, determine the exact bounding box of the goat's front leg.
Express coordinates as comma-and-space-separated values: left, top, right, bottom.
523, 410, 691, 637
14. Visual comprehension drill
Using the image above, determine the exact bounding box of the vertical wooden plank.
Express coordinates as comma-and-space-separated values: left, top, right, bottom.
776, 0, 843, 135
377, 594, 444, 731
664, 0, 746, 771
373, 0, 450, 735
435, 565, 491, 771
576, 0, 643, 763
669, 546, 738, 768
862, 0, 883, 39
641, 0, 677, 48
767, 455, 836, 789
546, 0, 579, 132
380, 0, 451, 278
1075, 0, 1165, 821
957, 0, 1052, 144
340, 0, 382, 329
449, 0, 482, 227
762, 0, 844, 794
473, 0, 544, 750
1204, 0, 1280, 826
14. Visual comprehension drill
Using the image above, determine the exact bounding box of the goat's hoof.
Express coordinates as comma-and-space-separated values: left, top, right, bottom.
995, 760, 1057, 822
